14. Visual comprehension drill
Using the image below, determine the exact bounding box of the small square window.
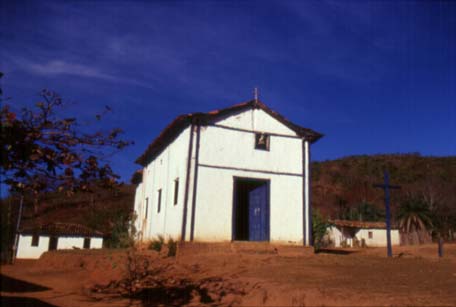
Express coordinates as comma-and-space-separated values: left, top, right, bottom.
368, 231, 373, 239
31, 234, 39, 246
255, 133, 270, 151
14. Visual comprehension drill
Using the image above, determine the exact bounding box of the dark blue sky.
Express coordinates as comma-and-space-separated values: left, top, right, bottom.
2, 0, 455, 183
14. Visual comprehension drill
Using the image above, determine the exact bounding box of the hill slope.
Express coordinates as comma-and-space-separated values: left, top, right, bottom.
312, 153, 456, 222
5, 154, 455, 235
6, 184, 136, 235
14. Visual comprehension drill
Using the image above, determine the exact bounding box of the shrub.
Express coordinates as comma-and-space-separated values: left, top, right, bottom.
105, 213, 136, 248
312, 209, 330, 252
167, 237, 177, 257
148, 235, 164, 252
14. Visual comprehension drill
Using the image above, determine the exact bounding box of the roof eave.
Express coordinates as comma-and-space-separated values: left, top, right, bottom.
136, 99, 324, 165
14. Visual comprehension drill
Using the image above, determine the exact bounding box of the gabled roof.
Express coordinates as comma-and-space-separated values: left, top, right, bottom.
136, 99, 323, 166
330, 219, 397, 230
20, 222, 104, 237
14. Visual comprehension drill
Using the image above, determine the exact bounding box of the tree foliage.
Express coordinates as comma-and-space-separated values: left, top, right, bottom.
312, 209, 330, 252
397, 198, 433, 233
339, 202, 385, 222
1, 74, 132, 209
105, 213, 137, 248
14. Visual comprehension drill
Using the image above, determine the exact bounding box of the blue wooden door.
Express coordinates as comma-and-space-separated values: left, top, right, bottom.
248, 183, 269, 241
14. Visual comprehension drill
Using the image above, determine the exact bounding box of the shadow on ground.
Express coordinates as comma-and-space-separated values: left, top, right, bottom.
1, 296, 58, 307
1, 274, 50, 292
133, 284, 213, 307
316, 248, 358, 255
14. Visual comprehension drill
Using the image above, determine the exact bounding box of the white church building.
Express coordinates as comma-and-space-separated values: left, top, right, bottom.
132, 99, 322, 245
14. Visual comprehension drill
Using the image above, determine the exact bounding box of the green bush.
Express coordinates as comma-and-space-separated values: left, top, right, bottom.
312, 209, 330, 252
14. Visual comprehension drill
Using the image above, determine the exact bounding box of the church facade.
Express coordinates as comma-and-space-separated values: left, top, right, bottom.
133, 99, 322, 245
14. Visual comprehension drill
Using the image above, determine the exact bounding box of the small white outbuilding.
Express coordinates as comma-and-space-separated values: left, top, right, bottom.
16, 223, 104, 259
133, 99, 323, 245
326, 219, 400, 248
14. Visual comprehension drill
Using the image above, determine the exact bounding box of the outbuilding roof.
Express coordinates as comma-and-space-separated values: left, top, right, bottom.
20, 222, 104, 237
330, 219, 397, 229
136, 99, 323, 166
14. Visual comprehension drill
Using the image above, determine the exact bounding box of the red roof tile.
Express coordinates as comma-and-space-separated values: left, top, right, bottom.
330, 219, 397, 229
20, 223, 103, 237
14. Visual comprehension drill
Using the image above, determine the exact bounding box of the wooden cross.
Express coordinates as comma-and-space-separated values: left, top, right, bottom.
373, 170, 401, 257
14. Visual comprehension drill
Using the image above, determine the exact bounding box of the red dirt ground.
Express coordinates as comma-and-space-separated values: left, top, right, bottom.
1, 243, 456, 307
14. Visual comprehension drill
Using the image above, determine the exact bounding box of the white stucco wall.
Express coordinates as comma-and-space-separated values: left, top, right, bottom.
89, 237, 103, 248
326, 226, 343, 247
199, 125, 302, 174
16, 235, 50, 259
137, 107, 311, 245
193, 166, 304, 243
304, 141, 310, 245
16, 235, 103, 259
57, 236, 103, 249
133, 182, 145, 239
56, 237, 84, 249
356, 228, 400, 247
327, 226, 400, 247
141, 126, 191, 241
216, 108, 298, 136
193, 118, 306, 244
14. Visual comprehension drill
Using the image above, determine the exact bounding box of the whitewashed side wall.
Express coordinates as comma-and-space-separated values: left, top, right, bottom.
16, 235, 103, 259
16, 235, 50, 259
89, 237, 103, 248
133, 182, 145, 239
356, 229, 400, 247
326, 226, 343, 247
57, 237, 85, 249
55, 236, 103, 250
326, 226, 400, 247
57, 236, 103, 249
142, 126, 191, 241
304, 141, 310, 246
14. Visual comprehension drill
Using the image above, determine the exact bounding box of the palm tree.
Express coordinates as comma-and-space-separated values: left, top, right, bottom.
397, 198, 433, 244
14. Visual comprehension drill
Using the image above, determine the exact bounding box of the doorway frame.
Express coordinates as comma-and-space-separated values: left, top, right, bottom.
232, 176, 271, 242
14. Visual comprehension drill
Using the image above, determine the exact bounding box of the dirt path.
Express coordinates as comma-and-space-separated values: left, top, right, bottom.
1, 243, 456, 306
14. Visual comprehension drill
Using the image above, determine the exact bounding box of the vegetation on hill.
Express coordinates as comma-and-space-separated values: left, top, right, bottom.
312, 153, 456, 239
